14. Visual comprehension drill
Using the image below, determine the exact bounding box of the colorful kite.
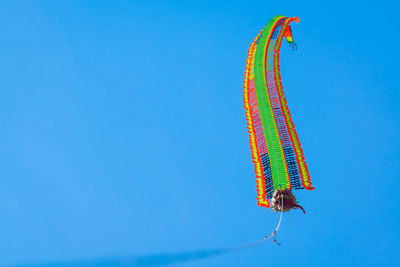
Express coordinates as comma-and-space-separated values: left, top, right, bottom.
243, 15, 314, 214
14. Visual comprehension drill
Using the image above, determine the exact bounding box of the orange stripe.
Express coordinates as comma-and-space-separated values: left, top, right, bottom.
244, 31, 270, 207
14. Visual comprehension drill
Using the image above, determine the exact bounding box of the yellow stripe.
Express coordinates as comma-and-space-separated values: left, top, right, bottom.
243, 32, 270, 207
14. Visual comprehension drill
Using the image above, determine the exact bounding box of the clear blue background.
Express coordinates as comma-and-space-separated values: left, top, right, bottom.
1, 1, 399, 266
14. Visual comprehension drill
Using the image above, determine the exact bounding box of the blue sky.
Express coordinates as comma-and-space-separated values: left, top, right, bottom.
1, 1, 399, 266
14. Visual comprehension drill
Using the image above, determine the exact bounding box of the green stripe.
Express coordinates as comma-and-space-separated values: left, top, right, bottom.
254, 15, 289, 190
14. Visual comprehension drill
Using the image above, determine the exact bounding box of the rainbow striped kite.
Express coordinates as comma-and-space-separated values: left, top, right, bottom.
243, 15, 314, 212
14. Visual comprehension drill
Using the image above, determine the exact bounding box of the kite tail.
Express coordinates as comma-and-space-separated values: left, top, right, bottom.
293, 203, 305, 214
283, 24, 297, 50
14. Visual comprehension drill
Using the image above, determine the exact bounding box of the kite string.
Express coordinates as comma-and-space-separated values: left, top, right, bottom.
264, 195, 284, 245
288, 211, 295, 228
200, 195, 285, 255
275, 196, 284, 232
224, 196, 285, 252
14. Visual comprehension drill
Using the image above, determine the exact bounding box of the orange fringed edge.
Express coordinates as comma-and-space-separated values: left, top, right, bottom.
243, 31, 270, 208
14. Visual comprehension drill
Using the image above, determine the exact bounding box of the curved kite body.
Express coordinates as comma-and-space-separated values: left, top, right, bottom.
243, 15, 314, 211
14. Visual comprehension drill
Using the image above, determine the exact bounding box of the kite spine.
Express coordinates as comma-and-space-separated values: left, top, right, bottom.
254, 16, 291, 191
